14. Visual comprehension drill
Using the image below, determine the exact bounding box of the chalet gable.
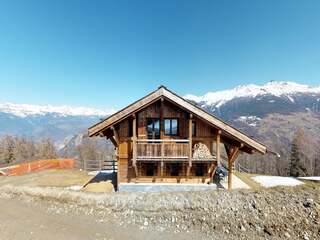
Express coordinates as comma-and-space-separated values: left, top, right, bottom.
88, 86, 267, 154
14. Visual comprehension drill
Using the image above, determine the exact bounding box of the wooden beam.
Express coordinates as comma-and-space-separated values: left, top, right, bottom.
109, 136, 118, 147
110, 126, 119, 146
132, 114, 138, 177
225, 145, 240, 190
160, 97, 164, 139
161, 140, 164, 179
187, 113, 193, 177
216, 132, 221, 165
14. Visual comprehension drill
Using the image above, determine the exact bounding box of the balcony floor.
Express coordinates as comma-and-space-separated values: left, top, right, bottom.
136, 157, 216, 162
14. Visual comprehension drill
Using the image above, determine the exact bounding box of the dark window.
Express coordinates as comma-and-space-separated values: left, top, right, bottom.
170, 163, 180, 176
128, 118, 133, 137
147, 118, 160, 139
164, 118, 178, 136
145, 163, 157, 176
192, 121, 196, 137
195, 163, 204, 176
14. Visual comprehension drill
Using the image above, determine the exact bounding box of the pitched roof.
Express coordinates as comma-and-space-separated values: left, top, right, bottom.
88, 86, 267, 154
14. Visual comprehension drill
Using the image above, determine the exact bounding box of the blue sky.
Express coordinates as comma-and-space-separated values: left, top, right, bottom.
0, 0, 320, 110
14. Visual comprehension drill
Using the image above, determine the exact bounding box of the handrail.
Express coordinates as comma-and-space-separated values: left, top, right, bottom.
136, 139, 189, 143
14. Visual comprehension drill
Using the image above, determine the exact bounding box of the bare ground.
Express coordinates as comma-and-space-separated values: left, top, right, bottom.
0, 170, 319, 239
0, 181, 319, 240
0, 197, 208, 240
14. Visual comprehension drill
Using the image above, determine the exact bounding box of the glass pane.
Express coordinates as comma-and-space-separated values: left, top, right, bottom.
192, 122, 196, 136
154, 119, 160, 135
171, 119, 178, 135
147, 119, 153, 132
164, 119, 171, 135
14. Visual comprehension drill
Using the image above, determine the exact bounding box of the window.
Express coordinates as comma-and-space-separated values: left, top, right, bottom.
128, 118, 133, 137
147, 118, 160, 139
192, 121, 196, 137
164, 118, 178, 136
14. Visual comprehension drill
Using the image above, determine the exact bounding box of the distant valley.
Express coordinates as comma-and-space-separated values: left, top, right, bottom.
1, 81, 320, 175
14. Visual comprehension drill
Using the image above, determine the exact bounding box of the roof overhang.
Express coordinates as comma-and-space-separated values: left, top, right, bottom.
88, 86, 267, 154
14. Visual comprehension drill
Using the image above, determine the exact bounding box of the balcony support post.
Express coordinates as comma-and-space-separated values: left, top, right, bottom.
161, 140, 164, 178
187, 113, 193, 177
225, 144, 240, 190
132, 114, 138, 177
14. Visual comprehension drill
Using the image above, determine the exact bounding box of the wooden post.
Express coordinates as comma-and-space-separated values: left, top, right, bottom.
225, 145, 240, 190
160, 97, 164, 138
99, 158, 102, 171
132, 114, 138, 177
228, 156, 233, 190
161, 141, 164, 178
216, 131, 221, 165
187, 113, 193, 177
160, 98, 164, 179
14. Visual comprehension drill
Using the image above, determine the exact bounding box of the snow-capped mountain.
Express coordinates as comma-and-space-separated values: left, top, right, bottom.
0, 102, 114, 143
1, 81, 320, 157
0, 102, 114, 118
185, 81, 320, 121
185, 81, 320, 108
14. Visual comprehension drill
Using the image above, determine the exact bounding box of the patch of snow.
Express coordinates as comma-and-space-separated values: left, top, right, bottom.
184, 81, 320, 108
0, 102, 115, 118
65, 185, 83, 191
287, 95, 295, 103
88, 170, 115, 176
269, 100, 275, 103
298, 176, 320, 181
252, 176, 304, 188
236, 115, 261, 127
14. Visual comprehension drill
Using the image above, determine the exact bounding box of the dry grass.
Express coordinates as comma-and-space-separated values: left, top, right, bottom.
0, 169, 92, 188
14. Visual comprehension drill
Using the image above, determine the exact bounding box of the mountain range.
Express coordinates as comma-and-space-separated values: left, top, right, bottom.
1, 81, 320, 164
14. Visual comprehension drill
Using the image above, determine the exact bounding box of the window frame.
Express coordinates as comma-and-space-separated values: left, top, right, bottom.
146, 118, 160, 139
164, 118, 179, 136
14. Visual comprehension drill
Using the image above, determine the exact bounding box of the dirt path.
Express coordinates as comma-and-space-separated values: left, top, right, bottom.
0, 198, 210, 240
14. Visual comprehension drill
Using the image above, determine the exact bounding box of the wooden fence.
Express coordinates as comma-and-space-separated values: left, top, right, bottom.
75, 157, 117, 172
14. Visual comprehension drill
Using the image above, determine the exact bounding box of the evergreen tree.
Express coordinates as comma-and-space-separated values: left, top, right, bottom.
289, 131, 308, 177
314, 148, 320, 176
0, 135, 16, 164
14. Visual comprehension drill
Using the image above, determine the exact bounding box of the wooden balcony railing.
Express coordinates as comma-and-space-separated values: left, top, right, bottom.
136, 139, 189, 160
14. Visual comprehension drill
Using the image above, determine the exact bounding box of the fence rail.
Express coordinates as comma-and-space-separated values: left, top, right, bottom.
76, 157, 117, 172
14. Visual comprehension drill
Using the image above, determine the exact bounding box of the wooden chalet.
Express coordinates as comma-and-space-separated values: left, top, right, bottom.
88, 86, 267, 190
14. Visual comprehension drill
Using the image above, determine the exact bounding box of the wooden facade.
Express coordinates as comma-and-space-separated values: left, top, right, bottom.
89, 86, 267, 189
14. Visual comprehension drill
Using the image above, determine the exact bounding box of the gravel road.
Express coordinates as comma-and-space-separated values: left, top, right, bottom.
0, 197, 209, 240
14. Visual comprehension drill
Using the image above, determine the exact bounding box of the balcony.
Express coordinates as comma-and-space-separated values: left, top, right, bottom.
135, 139, 216, 162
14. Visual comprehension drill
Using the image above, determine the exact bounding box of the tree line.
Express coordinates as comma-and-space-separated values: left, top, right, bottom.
239, 129, 320, 177
0, 135, 58, 165
0, 134, 115, 167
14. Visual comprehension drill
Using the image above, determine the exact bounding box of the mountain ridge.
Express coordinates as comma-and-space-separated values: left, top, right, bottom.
0, 102, 114, 118
184, 81, 320, 108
